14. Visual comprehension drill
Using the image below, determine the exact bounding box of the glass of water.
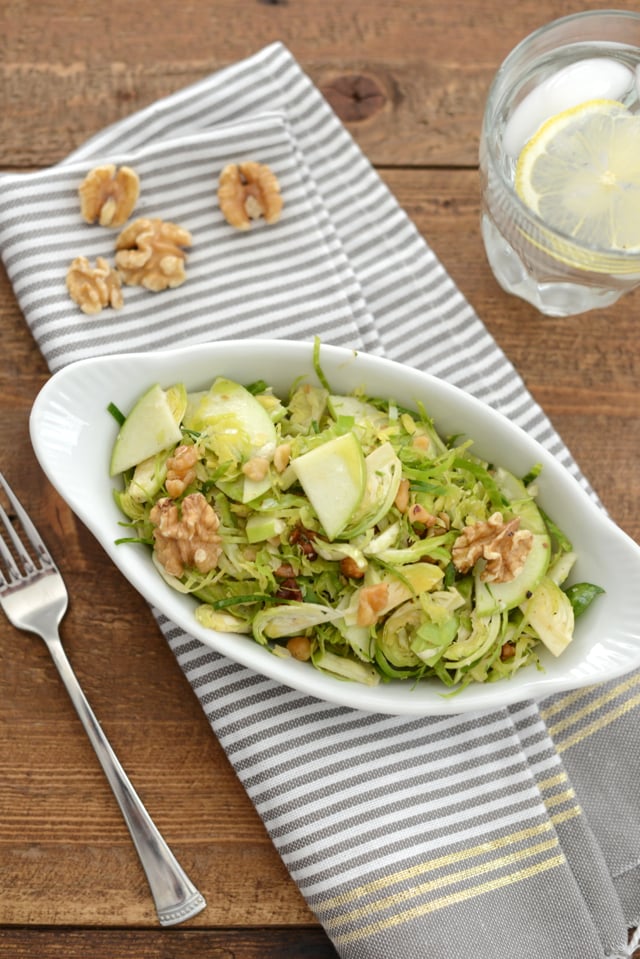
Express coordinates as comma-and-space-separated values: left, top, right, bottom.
480, 10, 640, 317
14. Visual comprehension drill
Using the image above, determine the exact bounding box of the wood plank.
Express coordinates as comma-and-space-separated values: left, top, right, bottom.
0, 928, 340, 958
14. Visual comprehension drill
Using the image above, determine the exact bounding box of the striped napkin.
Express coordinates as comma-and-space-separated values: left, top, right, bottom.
1, 42, 639, 959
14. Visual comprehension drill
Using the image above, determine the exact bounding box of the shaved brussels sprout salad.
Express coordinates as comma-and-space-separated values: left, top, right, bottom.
109, 343, 602, 693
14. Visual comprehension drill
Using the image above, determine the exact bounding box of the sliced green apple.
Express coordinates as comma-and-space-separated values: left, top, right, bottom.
242, 473, 274, 504
183, 377, 276, 502
110, 383, 184, 476
341, 441, 403, 538
492, 467, 547, 534
290, 432, 366, 540
245, 512, 286, 543
184, 377, 276, 460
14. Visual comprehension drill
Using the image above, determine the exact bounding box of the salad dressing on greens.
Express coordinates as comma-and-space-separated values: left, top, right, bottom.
110, 344, 602, 694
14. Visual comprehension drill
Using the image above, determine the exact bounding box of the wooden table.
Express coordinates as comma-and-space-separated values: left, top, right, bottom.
1, 2, 639, 956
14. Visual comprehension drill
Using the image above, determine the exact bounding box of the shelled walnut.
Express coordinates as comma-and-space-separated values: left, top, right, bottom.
115, 217, 192, 291
150, 493, 222, 578
452, 512, 533, 584
165, 445, 200, 499
65, 255, 123, 315
357, 582, 390, 627
79, 164, 140, 228
218, 161, 283, 230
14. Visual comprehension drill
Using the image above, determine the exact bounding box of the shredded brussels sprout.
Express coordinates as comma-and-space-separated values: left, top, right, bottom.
111, 346, 603, 693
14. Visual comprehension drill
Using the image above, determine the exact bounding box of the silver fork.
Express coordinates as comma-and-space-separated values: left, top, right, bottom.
0, 472, 206, 927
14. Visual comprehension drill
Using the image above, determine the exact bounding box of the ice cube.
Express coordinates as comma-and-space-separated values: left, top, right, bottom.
503, 57, 634, 157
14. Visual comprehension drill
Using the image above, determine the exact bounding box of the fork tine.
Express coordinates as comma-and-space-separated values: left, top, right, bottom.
0, 472, 52, 582
0, 523, 23, 586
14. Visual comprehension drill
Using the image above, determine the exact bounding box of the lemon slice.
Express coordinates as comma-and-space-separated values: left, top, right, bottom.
515, 98, 640, 253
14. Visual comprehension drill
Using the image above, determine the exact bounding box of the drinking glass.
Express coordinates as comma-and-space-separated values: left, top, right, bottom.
479, 10, 640, 317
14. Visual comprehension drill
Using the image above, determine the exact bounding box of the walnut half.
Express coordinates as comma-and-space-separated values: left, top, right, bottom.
115, 217, 192, 292
452, 512, 533, 584
150, 493, 222, 578
66, 255, 123, 315
218, 161, 283, 230
79, 164, 140, 228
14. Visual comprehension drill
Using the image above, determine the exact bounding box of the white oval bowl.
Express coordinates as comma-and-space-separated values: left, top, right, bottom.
29, 339, 640, 716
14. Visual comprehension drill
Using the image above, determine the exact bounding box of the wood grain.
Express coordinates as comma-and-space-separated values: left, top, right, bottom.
0, 929, 340, 958
1, 1, 639, 956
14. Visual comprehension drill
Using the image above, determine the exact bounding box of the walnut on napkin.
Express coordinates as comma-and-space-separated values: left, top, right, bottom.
78, 164, 140, 228
218, 161, 283, 229
115, 217, 193, 292
65, 255, 124, 315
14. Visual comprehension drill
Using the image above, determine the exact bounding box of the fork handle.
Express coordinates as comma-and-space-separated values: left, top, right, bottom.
46, 631, 206, 926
